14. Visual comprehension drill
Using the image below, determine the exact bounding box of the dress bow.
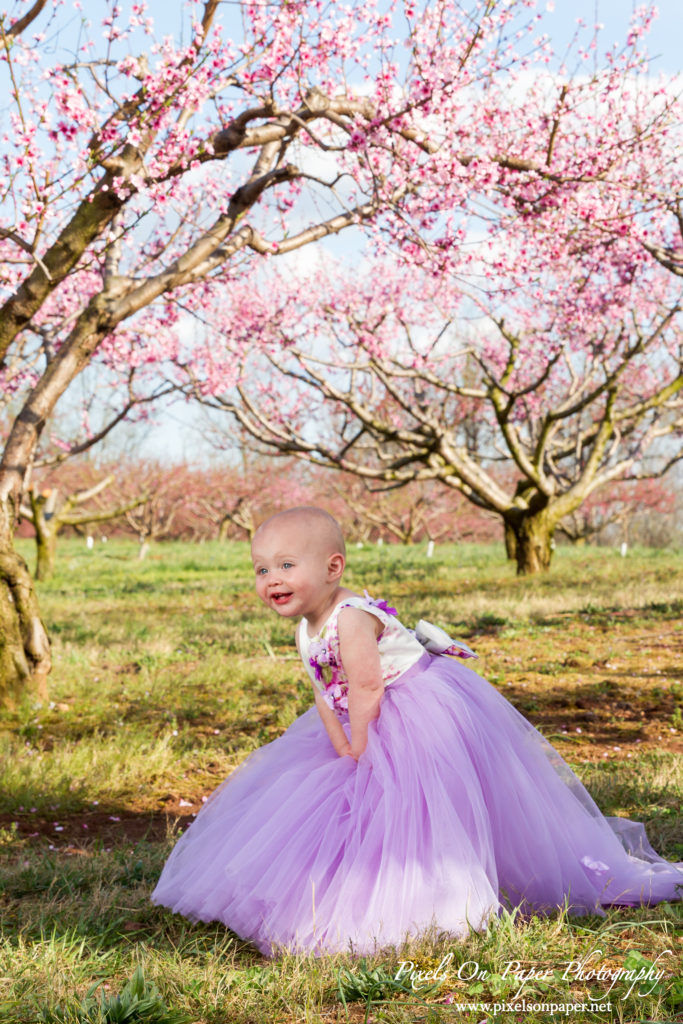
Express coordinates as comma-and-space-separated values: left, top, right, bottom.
414, 619, 478, 660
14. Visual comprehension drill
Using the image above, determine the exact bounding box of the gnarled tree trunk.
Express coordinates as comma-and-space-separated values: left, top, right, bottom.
0, 498, 50, 705
503, 505, 556, 575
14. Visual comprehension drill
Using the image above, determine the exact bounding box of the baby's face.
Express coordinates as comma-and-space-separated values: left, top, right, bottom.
251, 522, 332, 620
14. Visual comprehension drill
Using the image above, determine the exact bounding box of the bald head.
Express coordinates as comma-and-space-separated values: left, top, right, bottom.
252, 506, 346, 559
251, 506, 348, 622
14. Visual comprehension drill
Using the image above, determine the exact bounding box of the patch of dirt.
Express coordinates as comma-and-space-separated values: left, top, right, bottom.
480, 620, 683, 764
0, 797, 208, 850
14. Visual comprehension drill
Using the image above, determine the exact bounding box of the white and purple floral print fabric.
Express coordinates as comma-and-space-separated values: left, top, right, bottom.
298, 591, 427, 715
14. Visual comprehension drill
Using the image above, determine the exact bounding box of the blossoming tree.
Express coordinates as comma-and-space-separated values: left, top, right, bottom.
188, 243, 682, 576
0, 0, 679, 700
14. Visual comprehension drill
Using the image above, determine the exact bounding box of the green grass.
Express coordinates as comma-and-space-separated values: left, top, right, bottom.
0, 538, 682, 1023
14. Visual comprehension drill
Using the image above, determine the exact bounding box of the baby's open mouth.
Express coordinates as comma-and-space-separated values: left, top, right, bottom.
271, 592, 292, 603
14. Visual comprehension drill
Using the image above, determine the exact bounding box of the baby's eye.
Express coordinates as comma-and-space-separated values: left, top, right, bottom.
282, 562, 293, 570
256, 567, 268, 576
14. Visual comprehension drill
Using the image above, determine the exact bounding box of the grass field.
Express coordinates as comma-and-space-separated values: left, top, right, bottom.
0, 538, 681, 1023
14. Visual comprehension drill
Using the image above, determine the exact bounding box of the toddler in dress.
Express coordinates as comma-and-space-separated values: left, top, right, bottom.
152, 506, 683, 956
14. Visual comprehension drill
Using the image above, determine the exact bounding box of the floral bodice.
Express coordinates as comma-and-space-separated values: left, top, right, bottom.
296, 592, 433, 717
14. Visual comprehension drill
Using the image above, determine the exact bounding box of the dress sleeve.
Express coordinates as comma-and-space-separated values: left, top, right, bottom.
337, 593, 395, 634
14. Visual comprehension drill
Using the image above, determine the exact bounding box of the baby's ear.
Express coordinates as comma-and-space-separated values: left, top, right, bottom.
327, 552, 345, 580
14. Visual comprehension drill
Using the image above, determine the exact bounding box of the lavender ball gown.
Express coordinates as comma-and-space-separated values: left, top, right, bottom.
151, 595, 683, 955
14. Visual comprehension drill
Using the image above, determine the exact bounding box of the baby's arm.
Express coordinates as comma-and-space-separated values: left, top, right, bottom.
337, 607, 384, 760
296, 620, 352, 758
313, 689, 353, 758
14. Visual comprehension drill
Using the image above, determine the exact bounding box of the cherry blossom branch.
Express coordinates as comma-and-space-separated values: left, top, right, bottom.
33, 382, 175, 469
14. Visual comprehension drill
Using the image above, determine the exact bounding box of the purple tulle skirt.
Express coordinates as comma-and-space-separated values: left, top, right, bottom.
151, 652, 683, 955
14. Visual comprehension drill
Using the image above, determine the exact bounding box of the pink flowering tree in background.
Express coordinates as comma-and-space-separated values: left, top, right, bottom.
190, 455, 318, 541
0, 0, 680, 701
175, 8, 683, 576
302, 472, 500, 545
557, 477, 677, 547
185, 242, 682, 574
19, 470, 146, 579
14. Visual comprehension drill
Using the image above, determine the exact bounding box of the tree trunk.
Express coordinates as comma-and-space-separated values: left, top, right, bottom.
504, 509, 555, 575
30, 498, 59, 581
35, 524, 57, 581
0, 276, 140, 704
0, 505, 50, 705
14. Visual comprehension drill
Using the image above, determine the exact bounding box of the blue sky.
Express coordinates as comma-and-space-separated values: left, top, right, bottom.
143, 1, 680, 77
152, 0, 682, 72
543, 0, 680, 75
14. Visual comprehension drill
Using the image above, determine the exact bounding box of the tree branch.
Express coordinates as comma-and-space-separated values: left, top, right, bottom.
1, 0, 48, 43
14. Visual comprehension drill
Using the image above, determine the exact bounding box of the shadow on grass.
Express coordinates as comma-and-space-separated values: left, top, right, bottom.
0, 803, 197, 849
